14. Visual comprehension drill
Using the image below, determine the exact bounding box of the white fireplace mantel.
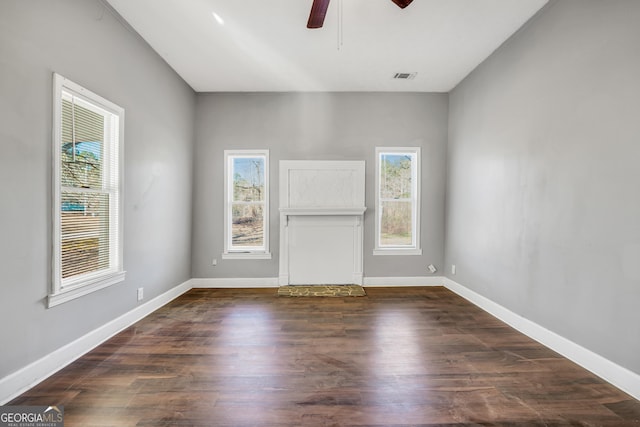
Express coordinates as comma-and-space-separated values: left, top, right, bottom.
280, 207, 367, 225
279, 160, 366, 286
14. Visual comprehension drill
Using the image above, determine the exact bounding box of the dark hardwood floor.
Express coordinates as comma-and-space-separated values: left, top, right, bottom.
10, 287, 640, 426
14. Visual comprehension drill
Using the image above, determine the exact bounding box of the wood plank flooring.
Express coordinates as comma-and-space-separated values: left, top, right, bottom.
10, 287, 640, 426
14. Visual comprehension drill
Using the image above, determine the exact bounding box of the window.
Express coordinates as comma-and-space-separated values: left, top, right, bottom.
223, 150, 270, 259
374, 147, 422, 255
49, 74, 125, 307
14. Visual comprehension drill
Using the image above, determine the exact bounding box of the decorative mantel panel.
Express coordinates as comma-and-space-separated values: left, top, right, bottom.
279, 161, 366, 285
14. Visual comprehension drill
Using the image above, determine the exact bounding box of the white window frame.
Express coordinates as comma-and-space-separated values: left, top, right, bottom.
374, 146, 422, 256
49, 73, 125, 307
223, 149, 271, 260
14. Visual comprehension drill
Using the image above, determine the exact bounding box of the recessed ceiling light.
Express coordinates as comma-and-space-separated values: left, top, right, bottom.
212, 12, 224, 25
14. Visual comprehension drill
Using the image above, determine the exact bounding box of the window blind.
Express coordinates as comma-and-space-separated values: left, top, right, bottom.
59, 93, 120, 283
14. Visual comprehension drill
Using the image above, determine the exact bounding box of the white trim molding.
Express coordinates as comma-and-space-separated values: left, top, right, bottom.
221, 252, 272, 260
374, 147, 421, 255
373, 249, 423, 256
223, 149, 270, 259
443, 277, 640, 401
0, 280, 192, 405
364, 276, 444, 287
48, 271, 126, 307
51, 73, 126, 306
194, 277, 444, 288
190, 277, 280, 288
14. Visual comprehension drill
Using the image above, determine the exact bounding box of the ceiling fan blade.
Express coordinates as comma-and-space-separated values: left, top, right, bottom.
307, 0, 330, 29
391, 0, 413, 8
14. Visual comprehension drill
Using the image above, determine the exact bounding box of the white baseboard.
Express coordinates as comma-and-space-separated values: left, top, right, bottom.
0, 280, 192, 405
193, 277, 442, 288
192, 277, 440, 288
363, 276, 444, 287
191, 277, 280, 288
192, 276, 442, 288
443, 277, 640, 401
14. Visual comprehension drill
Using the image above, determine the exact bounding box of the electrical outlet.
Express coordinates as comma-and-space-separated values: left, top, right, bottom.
212, 258, 217, 266
428, 264, 437, 274
451, 264, 456, 275
137, 287, 144, 301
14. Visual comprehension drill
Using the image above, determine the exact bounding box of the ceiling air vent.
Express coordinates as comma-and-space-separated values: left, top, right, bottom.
393, 72, 417, 80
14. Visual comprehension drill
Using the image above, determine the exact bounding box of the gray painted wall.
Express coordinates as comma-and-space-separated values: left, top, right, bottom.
192, 93, 448, 279
0, 0, 195, 378
446, 0, 640, 374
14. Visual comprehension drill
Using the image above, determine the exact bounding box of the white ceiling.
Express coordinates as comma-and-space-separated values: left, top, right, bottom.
105, 0, 548, 92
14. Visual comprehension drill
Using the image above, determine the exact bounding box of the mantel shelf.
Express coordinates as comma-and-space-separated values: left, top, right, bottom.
280, 207, 367, 216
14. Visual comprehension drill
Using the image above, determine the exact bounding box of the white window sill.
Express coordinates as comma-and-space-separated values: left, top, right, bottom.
222, 252, 272, 260
373, 249, 423, 256
48, 270, 126, 308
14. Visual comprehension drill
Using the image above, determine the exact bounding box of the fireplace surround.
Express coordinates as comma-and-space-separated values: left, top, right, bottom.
278, 160, 366, 285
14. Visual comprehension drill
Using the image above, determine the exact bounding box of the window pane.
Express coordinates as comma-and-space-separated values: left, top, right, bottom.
232, 204, 264, 247
233, 157, 265, 202
61, 192, 110, 278
380, 200, 412, 246
61, 99, 104, 189
380, 153, 412, 199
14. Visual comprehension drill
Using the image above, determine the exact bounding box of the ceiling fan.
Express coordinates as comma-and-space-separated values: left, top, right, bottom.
307, 0, 414, 29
